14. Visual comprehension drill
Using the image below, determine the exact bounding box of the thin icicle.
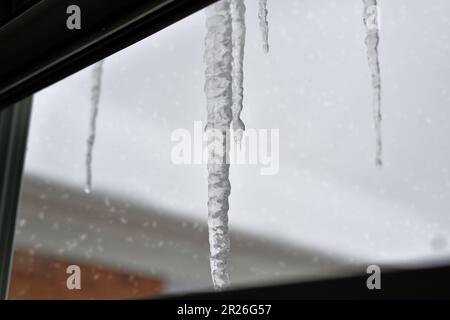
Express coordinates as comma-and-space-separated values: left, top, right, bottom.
85, 60, 104, 194
230, 0, 246, 144
363, 0, 382, 167
258, 0, 269, 53
204, 0, 233, 291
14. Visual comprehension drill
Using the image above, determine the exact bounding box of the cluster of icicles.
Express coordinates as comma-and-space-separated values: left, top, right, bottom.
84, 0, 382, 291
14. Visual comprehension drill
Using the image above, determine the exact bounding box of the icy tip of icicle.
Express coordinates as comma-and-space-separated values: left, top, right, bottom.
375, 158, 383, 168
84, 186, 92, 194
262, 43, 269, 54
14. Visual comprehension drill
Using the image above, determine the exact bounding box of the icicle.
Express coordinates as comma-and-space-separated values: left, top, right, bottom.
363, 0, 383, 167
204, 0, 233, 291
85, 60, 104, 194
258, 0, 269, 53
230, 0, 246, 144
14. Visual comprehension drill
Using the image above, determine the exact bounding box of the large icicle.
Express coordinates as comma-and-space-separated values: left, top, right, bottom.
85, 60, 104, 194
230, 0, 246, 144
363, 0, 383, 167
258, 0, 269, 53
204, 0, 233, 291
